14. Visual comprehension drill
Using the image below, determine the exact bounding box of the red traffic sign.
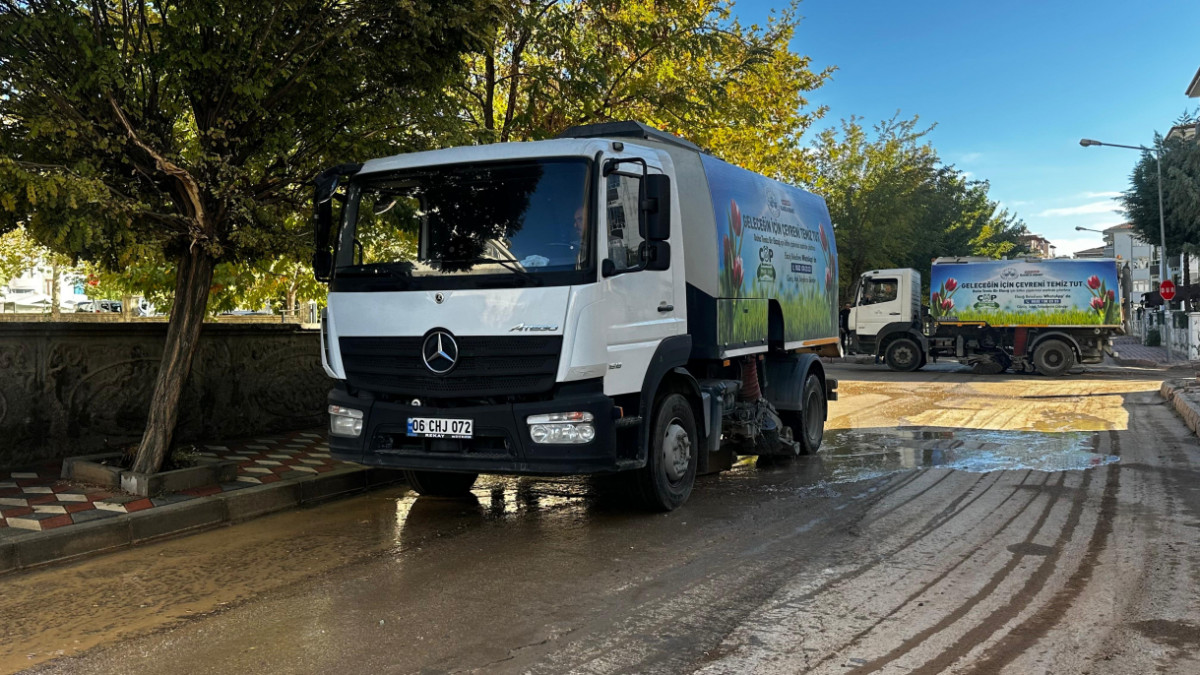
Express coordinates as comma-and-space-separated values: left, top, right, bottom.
1160, 279, 1176, 301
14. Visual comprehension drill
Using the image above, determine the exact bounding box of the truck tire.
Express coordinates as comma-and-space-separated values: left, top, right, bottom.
778, 373, 825, 455
885, 338, 922, 372
631, 392, 698, 511
403, 470, 478, 497
1033, 339, 1075, 377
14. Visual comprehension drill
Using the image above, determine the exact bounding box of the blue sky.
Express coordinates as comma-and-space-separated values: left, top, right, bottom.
737, 0, 1200, 257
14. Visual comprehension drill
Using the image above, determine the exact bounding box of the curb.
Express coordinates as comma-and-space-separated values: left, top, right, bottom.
1159, 379, 1200, 435
1109, 356, 1165, 369
0, 465, 404, 575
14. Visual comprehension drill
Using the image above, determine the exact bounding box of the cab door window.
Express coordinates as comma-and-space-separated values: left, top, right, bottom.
861, 277, 898, 305
605, 172, 643, 271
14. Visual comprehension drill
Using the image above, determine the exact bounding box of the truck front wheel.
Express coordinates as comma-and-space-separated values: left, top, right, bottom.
777, 373, 825, 455
1033, 339, 1075, 377
885, 338, 922, 372
631, 393, 698, 511
403, 470, 479, 497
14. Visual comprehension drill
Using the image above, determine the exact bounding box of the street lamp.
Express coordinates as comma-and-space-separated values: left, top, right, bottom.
1080, 137, 1171, 360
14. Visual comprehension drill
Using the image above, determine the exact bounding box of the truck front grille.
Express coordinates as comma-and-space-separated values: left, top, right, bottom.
338, 335, 562, 398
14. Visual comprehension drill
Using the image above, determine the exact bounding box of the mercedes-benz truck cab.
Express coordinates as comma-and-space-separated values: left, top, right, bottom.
312, 122, 839, 510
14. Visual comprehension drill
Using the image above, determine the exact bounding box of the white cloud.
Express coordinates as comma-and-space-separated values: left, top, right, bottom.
960, 152, 983, 164
1048, 236, 1105, 257
1036, 201, 1123, 217
1083, 191, 1122, 199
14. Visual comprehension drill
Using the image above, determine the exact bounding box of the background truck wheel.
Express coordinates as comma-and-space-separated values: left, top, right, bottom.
631, 392, 698, 511
403, 470, 478, 497
778, 373, 825, 455
1033, 339, 1075, 377
885, 338, 922, 372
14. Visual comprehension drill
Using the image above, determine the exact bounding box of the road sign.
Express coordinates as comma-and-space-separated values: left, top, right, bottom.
1160, 279, 1176, 301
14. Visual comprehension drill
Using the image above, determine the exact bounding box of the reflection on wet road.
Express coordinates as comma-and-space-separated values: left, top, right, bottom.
820, 428, 1118, 481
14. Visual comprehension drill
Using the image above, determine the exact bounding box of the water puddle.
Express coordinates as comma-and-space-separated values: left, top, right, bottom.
815, 428, 1118, 484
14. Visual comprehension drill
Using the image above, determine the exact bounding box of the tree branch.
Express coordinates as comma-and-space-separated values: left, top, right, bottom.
107, 93, 209, 242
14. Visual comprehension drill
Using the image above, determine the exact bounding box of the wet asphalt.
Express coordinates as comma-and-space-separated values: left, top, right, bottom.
4, 361, 1199, 674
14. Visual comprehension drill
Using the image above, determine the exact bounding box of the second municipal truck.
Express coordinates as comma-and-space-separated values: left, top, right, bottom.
846, 257, 1127, 375
311, 122, 840, 510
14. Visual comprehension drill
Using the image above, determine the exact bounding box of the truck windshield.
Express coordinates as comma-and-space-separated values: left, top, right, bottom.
333, 158, 591, 288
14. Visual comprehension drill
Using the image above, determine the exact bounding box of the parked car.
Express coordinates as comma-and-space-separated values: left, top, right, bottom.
75, 300, 123, 313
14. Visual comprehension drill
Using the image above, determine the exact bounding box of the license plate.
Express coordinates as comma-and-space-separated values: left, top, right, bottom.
407, 417, 473, 439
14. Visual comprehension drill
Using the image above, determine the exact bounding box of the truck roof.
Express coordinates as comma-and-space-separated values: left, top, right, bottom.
557, 121, 707, 154
933, 256, 1120, 264
356, 138, 612, 177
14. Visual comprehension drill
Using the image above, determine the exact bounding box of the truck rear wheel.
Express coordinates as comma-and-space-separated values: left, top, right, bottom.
1033, 339, 1075, 377
631, 393, 698, 511
403, 470, 478, 497
778, 373, 825, 455
885, 338, 922, 372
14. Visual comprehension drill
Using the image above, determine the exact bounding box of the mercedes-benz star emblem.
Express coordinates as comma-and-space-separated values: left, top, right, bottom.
421, 330, 459, 374
434, 293, 444, 304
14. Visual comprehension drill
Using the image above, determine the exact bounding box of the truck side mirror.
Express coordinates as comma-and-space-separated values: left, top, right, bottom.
643, 241, 670, 271
312, 250, 333, 282
312, 194, 335, 283
311, 162, 363, 283
642, 174, 671, 241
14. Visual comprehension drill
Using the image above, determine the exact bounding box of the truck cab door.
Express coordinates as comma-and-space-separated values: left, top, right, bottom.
600, 156, 681, 396
854, 274, 903, 338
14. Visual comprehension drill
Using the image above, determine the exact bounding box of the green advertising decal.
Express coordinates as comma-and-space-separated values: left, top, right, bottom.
930, 259, 1122, 326
702, 155, 838, 347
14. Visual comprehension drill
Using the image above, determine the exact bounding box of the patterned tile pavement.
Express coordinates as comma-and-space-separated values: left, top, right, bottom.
1111, 335, 1176, 364
0, 429, 334, 535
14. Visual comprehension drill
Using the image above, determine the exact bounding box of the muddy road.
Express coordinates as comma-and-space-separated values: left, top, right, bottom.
5, 363, 1200, 674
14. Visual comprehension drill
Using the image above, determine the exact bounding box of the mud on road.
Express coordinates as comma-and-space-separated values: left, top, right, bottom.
6, 364, 1200, 674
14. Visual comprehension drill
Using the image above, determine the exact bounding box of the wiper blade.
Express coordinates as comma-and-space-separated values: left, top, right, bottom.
450, 257, 544, 286
334, 263, 412, 283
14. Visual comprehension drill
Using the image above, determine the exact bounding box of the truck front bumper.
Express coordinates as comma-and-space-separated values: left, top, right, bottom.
327, 381, 625, 475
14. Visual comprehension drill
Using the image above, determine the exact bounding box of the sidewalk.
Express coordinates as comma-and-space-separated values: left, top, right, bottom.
0, 430, 401, 574
1109, 335, 1184, 367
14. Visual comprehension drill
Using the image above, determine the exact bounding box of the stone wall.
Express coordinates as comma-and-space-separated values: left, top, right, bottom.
0, 323, 328, 468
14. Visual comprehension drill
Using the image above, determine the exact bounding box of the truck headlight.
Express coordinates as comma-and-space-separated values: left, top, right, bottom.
329, 405, 364, 437
527, 411, 595, 444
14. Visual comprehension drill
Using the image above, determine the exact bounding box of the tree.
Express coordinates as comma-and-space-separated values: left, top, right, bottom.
810, 115, 1028, 301
1121, 113, 1200, 298
809, 115, 938, 297
0, 0, 497, 473
452, 0, 833, 181
0, 226, 40, 290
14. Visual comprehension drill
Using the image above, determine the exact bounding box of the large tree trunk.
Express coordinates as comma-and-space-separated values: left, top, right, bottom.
129, 245, 215, 474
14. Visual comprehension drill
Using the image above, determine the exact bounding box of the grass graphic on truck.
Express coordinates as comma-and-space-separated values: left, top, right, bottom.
930, 259, 1122, 327
705, 154, 837, 347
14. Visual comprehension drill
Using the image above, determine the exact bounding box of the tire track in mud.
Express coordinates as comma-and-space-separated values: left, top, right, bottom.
896, 428, 1117, 675
847, 468, 1080, 675
516, 468, 941, 674
690, 470, 1016, 674
956, 430, 1123, 673
805, 469, 1044, 672
750, 469, 991, 612
527, 467, 982, 674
